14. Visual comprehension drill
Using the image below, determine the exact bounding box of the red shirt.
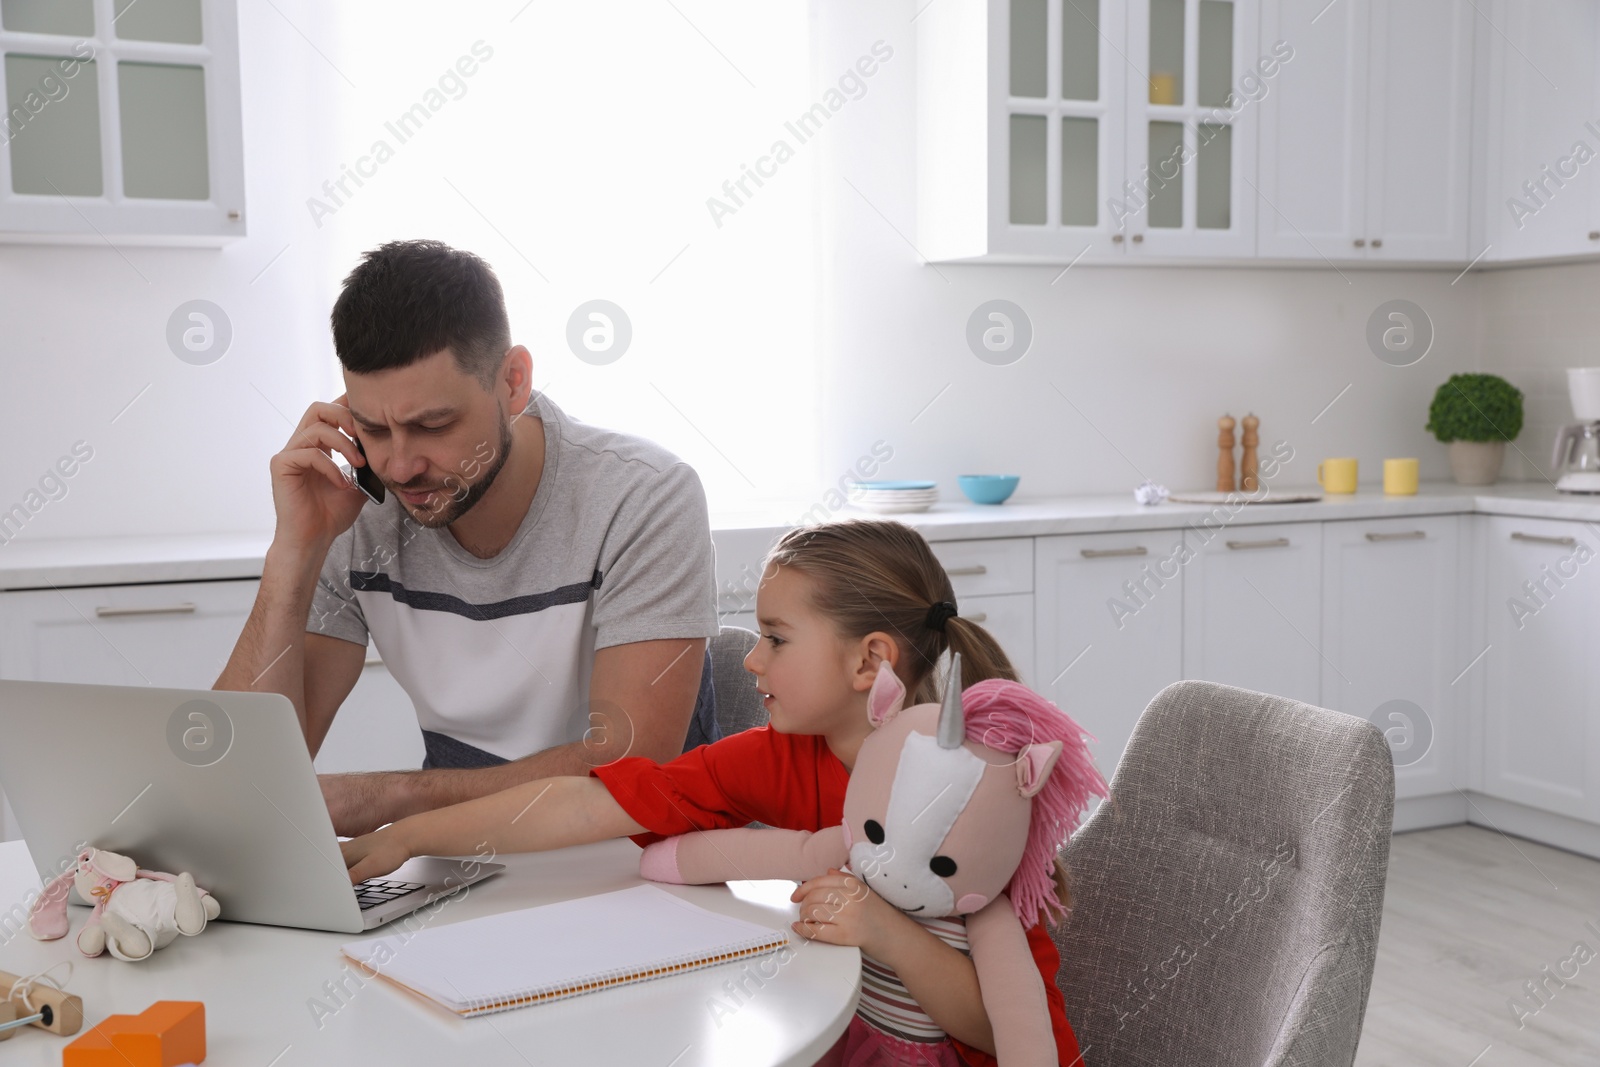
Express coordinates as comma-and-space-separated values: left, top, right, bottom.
592, 726, 1084, 1067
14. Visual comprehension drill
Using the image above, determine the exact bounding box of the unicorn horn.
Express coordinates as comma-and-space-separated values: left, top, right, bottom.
937, 652, 964, 749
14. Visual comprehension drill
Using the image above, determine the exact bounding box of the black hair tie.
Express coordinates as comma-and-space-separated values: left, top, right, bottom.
925, 600, 958, 632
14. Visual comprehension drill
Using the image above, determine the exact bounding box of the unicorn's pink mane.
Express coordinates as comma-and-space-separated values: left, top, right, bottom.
961, 678, 1109, 924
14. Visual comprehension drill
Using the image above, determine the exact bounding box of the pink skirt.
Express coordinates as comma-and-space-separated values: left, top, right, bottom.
812, 1016, 963, 1067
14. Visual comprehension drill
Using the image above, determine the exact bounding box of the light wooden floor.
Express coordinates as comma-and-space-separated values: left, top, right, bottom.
1354, 824, 1600, 1067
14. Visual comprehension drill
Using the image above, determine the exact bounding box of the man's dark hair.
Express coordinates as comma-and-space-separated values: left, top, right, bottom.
331, 239, 511, 387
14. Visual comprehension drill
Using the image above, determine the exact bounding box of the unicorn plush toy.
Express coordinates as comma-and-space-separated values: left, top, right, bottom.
28, 847, 220, 962
640, 654, 1107, 1065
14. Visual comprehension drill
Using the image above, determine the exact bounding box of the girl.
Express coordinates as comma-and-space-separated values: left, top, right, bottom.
342, 518, 1089, 1065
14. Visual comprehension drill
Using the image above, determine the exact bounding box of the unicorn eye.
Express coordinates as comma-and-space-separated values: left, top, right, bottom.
930, 855, 957, 878
863, 819, 885, 845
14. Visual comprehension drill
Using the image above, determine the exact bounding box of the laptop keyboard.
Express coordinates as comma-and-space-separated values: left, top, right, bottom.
355, 878, 427, 911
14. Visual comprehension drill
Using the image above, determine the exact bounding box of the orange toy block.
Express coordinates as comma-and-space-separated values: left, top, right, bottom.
63, 1002, 205, 1067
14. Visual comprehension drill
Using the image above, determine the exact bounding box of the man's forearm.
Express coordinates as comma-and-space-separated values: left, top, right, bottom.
379, 737, 632, 821
213, 542, 324, 733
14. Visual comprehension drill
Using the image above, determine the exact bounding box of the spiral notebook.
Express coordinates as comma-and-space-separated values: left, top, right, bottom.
340, 883, 791, 1017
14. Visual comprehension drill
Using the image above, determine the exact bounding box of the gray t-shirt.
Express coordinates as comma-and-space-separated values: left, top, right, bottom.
308, 391, 719, 762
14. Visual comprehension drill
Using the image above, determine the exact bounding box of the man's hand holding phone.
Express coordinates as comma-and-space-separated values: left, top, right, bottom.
268, 394, 377, 559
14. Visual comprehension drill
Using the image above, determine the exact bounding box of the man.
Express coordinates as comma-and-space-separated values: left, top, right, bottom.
215, 239, 720, 836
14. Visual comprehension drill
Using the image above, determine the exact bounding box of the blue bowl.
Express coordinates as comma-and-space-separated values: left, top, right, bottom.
958, 474, 1019, 505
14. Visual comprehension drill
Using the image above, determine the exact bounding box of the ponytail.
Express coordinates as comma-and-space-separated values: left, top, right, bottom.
764, 519, 1020, 701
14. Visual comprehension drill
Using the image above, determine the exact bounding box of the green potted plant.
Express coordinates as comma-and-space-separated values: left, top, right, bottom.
1425, 373, 1523, 485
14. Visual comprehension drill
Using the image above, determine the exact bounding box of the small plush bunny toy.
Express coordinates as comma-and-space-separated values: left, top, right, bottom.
27, 848, 220, 962
641, 655, 1107, 1066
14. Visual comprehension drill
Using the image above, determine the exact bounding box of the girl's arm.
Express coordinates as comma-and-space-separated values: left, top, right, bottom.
792, 869, 996, 1055
340, 775, 646, 883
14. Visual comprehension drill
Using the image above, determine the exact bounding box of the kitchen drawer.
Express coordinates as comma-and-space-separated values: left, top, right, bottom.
0, 580, 257, 687
959, 593, 1035, 687
930, 538, 1034, 598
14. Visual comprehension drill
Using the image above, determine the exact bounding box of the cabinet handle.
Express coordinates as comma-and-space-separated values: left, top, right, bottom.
1364, 530, 1425, 542
94, 602, 197, 618
1590, 231, 1600, 241
1511, 531, 1577, 547
965, 612, 989, 623
1226, 537, 1290, 550
1080, 546, 1148, 558
1371, 238, 1383, 248
1353, 238, 1366, 248
1131, 233, 1144, 244
945, 565, 988, 576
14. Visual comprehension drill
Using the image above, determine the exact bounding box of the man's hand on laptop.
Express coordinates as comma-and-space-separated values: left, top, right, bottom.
321, 772, 408, 837
341, 824, 413, 884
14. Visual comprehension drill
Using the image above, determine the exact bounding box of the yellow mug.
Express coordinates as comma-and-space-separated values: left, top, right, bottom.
1384, 457, 1419, 495
1317, 458, 1358, 494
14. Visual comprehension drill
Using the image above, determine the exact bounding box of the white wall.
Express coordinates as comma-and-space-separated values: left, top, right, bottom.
1478, 261, 1600, 483
0, 3, 341, 544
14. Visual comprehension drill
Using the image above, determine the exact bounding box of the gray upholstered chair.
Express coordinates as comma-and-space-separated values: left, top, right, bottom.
1052, 679, 1395, 1067
709, 625, 766, 737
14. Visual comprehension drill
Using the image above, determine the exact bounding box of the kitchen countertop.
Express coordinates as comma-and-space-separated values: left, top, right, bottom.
3, 480, 1598, 592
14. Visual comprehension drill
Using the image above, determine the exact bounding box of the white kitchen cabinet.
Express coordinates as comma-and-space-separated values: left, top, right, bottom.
1182, 520, 1322, 706
0, 580, 258, 686
1124, 0, 1261, 258
931, 537, 1036, 684
1319, 515, 1461, 799
312, 642, 424, 776
918, 0, 1128, 261
0, 0, 247, 244
1257, 0, 1473, 262
1480, 0, 1600, 262
1035, 530, 1185, 784
918, 0, 1258, 262
1362, 0, 1475, 261
959, 592, 1036, 688
1481, 516, 1600, 822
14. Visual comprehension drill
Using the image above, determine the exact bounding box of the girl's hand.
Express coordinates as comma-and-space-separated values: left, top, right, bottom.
341, 823, 413, 884
790, 868, 907, 957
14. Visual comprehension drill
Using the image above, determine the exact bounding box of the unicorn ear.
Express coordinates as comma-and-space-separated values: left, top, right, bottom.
89, 849, 137, 883
866, 662, 906, 726
1016, 740, 1064, 798
28, 870, 76, 941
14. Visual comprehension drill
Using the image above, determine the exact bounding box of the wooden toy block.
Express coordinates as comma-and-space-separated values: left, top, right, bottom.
0, 967, 84, 1035
63, 1002, 204, 1067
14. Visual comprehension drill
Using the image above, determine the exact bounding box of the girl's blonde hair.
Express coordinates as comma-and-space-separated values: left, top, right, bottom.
762, 518, 1076, 922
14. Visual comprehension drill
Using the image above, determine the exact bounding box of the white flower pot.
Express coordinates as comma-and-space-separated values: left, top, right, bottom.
1448, 440, 1506, 485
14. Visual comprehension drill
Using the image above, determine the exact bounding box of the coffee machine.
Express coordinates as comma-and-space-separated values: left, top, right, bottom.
1554, 367, 1600, 493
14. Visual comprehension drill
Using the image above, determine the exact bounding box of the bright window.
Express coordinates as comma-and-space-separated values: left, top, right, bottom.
321, 2, 818, 511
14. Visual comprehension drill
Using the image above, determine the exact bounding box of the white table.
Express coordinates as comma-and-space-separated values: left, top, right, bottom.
0, 839, 860, 1065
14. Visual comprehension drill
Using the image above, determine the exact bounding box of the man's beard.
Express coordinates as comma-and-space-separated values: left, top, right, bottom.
402, 413, 516, 530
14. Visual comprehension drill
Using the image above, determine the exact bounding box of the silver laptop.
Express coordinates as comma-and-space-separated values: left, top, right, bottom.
0, 680, 503, 933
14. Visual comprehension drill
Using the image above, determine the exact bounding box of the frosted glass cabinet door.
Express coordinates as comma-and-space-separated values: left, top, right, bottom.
0, 0, 243, 243
1124, 0, 1259, 257
994, 0, 1128, 258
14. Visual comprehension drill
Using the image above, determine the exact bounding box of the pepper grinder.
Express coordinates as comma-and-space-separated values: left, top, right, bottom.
1216, 415, 1237, 492
1240, 413, 1260, 491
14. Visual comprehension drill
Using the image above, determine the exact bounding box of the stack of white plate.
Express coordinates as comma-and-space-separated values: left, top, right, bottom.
847, 480, 939, 514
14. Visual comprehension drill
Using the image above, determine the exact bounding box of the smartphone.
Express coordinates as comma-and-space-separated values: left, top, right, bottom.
351, 435, 385, 505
